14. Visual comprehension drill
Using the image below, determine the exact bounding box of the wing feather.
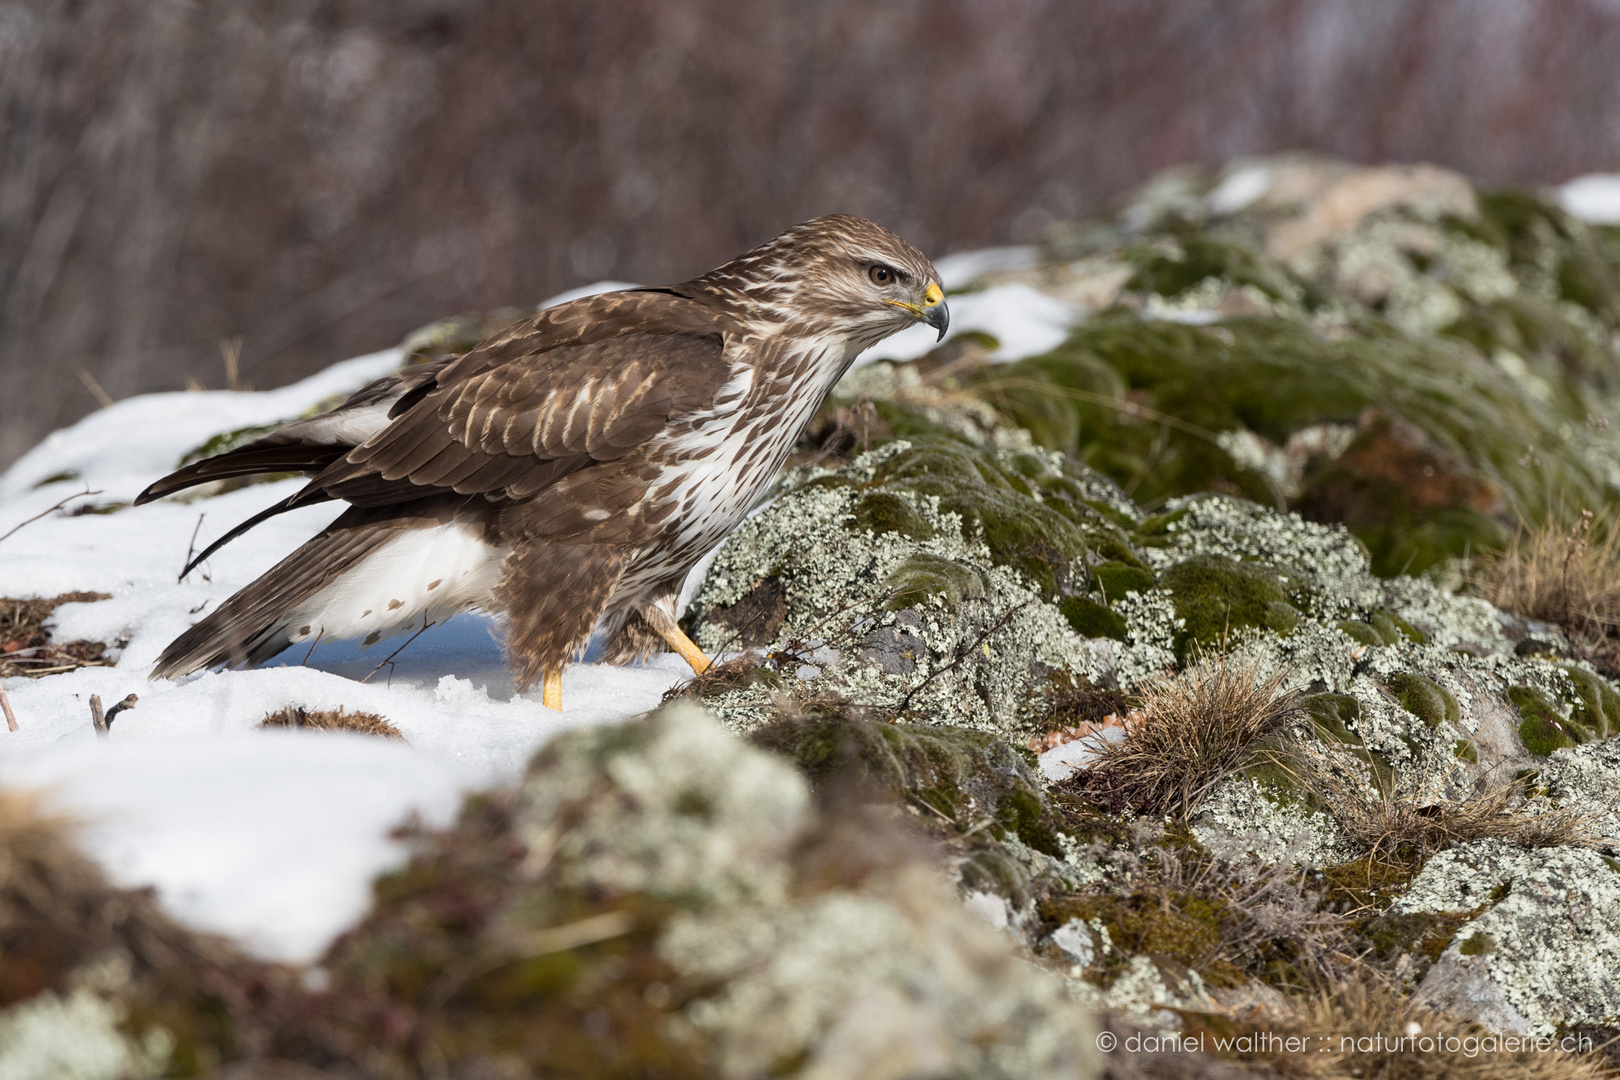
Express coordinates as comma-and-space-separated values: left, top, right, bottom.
295, 291, 737, 519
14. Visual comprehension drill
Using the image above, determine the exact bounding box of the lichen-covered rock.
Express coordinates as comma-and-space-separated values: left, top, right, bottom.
1394, 840, 1620, 1035
685, 439, 1118, 736
978, 156, 1620, 575
309, 703, 1100, 1080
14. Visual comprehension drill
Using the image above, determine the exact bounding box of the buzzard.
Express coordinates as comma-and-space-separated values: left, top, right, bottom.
138, 215, 947, 709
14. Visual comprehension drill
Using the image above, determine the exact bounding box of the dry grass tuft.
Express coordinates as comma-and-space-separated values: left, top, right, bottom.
1476, 509, 1620, 669
1072, 654, 1299, 817
260, 705, 403, 739
1287, 742, 1592, 864
1103, 978, 1614, 1078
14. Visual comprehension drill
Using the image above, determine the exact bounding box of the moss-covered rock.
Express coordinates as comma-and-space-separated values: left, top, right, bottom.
1507, 685, 1584, 757
1385, 672, 1460, 729
1156, 553, 1303, 661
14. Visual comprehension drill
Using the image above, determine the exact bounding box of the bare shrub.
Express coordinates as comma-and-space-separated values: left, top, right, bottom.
1477, 509, 1620, 668
1073, 654, 1299, 817
260, 705, 402, 739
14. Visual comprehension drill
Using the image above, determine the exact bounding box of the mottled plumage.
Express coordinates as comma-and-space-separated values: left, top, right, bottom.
139, 215, 947, 706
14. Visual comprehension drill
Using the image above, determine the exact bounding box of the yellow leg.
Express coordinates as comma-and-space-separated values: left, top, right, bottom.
662, 624, 713, 675
543, 669, 563, 711
644, 607, 713, 674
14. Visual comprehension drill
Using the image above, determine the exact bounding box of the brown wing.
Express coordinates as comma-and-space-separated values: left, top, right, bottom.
134, 358, 458, 505
292, 290, 738, 524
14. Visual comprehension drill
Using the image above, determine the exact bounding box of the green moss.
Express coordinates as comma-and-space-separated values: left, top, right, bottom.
997, 787, 1063, 858
1041, 890, 1233, 984
1123, 231, 1312, 307
1337, 620, 1386, 646
1157, 553, 1302, 661
862, 437, 1132, 598
749, 709, 1059, 853
1453, 739, 1479, 763
31, 470, 80, 488
177, 423, 285, 467
1458, 931, 1496, 956
1360, 910, 1478, 971
884, 553, 988, 610
1558, 664, 1619, 741
849, 490, 936, 540
1372, 610, 1428, 645
1241, 757, 1320, 812
1506, 685, 1582, 756
1385, 673, 1460, 729
1294, 692, 1396, 792
975, 309, 1612, 576
1090, 560, 1154, 601
1057, 595, 1127, 640
1299, 693, 1362, 744
1317, 855, 1424, 916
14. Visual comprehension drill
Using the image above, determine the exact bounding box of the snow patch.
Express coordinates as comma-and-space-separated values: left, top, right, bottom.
1559, 174, 1620, 225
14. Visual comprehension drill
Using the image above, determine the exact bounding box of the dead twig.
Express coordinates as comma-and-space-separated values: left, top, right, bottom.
220, 336, 244, 392
89, 694, 107, 738
103, 693, 138, 728
78, 368, 115, 409
889, 599, 1028, 719
0, 682, 17, 732
0, 487, 105, 546
360, 615, 436, 686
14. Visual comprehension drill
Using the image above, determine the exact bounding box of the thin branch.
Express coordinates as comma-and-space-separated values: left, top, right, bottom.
89, 694, 107, 738
360, 615, 436, 685
0, 486, 104, 546
300, 628, 324, 666
889, 599, 1029, 718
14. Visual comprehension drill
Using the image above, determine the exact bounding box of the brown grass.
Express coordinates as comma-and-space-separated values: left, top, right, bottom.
1199, 978, 1611, 1079
260, 706, 403, 739
1099, 978, 1615, 1078
1071, 654, 1300, 817
1285, 742, 1591, 865
1476, 509, 1620, 669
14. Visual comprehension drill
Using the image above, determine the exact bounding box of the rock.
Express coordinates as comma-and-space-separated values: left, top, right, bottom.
1397, 840, 1620, 1034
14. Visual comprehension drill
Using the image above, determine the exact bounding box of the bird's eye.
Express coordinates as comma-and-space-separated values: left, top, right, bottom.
868, 265, 895, 286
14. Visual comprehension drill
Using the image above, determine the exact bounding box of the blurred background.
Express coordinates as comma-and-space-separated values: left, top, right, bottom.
6, 0, 1620, 467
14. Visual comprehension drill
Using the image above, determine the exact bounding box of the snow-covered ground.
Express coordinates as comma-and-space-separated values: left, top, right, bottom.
0, 267, 1085, 964
0, 344, 703, 962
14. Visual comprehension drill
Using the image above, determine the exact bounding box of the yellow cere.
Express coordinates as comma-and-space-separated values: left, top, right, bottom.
924, 282, 943, 307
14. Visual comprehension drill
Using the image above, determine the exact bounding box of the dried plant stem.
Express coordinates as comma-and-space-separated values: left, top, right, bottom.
0, 487, 104, 546
0, 682, 17, 732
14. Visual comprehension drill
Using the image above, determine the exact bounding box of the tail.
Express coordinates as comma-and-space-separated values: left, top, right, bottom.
151, 514, 396, 679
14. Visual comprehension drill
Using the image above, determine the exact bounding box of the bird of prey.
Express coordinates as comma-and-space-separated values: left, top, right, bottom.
137, 215, 948, 709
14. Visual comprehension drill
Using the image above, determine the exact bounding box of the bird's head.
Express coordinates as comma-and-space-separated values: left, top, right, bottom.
699, 214, 948, 349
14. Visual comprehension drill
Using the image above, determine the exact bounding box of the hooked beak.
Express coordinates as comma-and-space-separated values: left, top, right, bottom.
887, 282, 950, 340
921, 282, 949, 340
